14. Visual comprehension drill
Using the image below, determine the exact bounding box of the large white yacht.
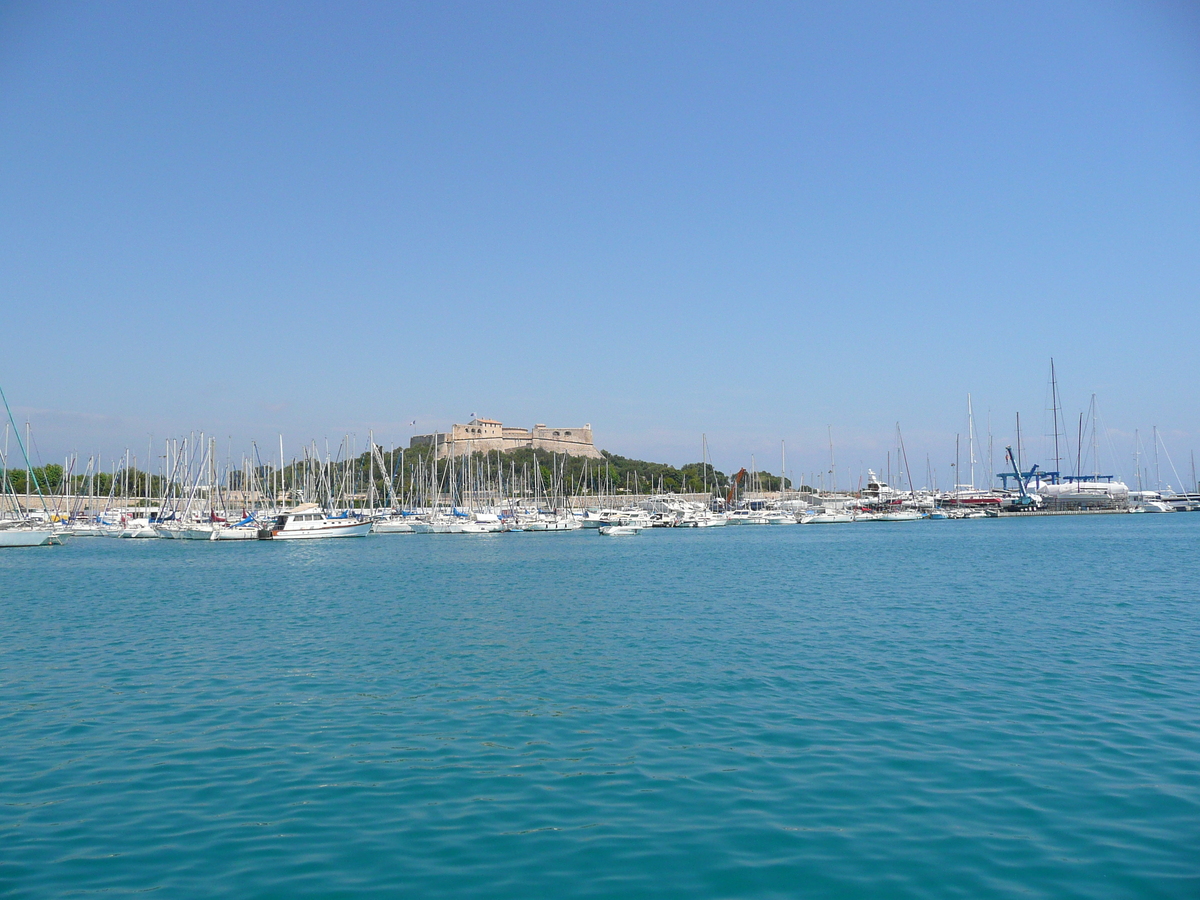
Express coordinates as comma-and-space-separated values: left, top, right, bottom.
259, 503, 372, 540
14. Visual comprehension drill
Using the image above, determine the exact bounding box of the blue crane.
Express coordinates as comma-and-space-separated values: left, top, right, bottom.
1005, 446, 1041, 510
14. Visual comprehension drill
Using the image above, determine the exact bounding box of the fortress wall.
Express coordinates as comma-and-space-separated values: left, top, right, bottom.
528, 436, 602, 458
409, 420, 600, 459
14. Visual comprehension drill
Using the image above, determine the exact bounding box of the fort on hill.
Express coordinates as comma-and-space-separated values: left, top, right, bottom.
409, 418, 602, 459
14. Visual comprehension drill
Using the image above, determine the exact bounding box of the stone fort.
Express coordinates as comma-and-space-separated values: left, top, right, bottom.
409, 418, 602, 459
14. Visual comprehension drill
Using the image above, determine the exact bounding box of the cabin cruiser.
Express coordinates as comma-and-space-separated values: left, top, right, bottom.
1128, 491, 1175, 513
258, 503, 372, 539
595, 507, 653, 529
678, 509, 728, 527
598, 514, 642, 535
599, 523, 641, 536
458, 512, 506, 533
1164, 492, 1200, 512
727, 507, 769, 525
579, 508, 613, 528
861, 470, 905, 505
800, 511, 854, 524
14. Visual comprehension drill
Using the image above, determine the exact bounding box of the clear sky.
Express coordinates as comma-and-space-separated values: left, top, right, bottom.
3, 1, 1199, 488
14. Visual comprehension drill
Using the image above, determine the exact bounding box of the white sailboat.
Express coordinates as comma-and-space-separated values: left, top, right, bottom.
0, 395, 67, 547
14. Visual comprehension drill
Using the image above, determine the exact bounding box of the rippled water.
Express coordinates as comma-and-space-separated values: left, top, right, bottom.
2, 515, 1198, 898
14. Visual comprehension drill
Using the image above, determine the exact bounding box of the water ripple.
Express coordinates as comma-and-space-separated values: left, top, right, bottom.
1, 515, 1198, 898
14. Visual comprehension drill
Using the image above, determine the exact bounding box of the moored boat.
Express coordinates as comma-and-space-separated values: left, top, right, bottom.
800, 511, 854, 524
258, 503, 372, 540
0, 526, 60, 547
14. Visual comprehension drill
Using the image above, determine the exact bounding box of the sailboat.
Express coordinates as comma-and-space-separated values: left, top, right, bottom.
0, 395, 65, 547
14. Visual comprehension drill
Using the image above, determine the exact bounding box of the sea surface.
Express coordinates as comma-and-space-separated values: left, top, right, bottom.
1, 515, 1198, 899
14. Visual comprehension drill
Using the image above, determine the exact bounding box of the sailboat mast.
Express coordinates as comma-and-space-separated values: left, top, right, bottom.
967, 393, 976, 490
955, 434, 960, 495
1134, 430, 1141, 492
828, 426, 836, 493
897, 424, 916, 500
1076, 413, 1083, 480
1153, 426, 1160, 490
1050, 358, 1061, 478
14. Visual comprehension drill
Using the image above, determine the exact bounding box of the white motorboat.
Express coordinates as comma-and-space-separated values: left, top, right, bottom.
580, 508, 620, 529
800, 512, 854, 524
679, 510, 728, 527
598, 514, 642, 536
1129, 501, 1174, 513
459, 513, 506, 533
598, 524, 641, 536
258, 503, 372, 540
727, 508, 770, 525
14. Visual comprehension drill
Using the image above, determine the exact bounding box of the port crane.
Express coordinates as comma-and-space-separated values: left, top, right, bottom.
1004, 446, 1042, 510
725, 468, 748, 505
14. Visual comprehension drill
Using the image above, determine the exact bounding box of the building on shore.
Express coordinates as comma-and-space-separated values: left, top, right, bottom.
409, 418, 602, 459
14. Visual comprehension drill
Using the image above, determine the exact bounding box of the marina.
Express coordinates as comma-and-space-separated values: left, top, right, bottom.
4, 420, 1198, 547
9, 362, 1199, 551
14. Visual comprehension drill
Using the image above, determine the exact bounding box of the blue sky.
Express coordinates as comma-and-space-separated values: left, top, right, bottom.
2, 1, 1199, 487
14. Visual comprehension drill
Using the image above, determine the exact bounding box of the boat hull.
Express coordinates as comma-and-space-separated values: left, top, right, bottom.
260, 521, 373, 539
0, 529, 57, 547
211, 526, 260, 540
598, 525, 641, 535
373, 520, 415, 534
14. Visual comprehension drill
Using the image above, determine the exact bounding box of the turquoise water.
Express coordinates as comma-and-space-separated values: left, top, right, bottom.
2, 516, 1198, 898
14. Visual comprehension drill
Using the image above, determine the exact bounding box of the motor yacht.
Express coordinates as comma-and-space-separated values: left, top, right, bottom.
258, 503, 372, 540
